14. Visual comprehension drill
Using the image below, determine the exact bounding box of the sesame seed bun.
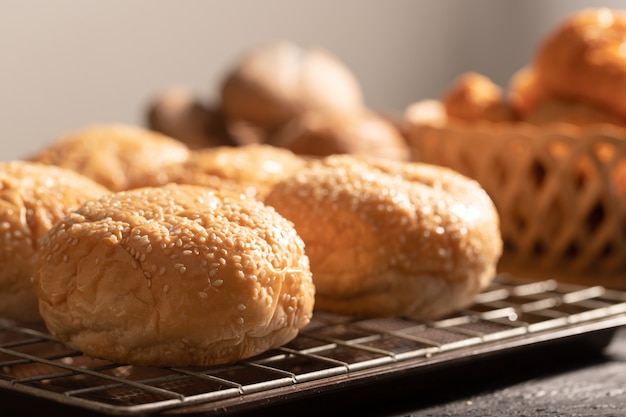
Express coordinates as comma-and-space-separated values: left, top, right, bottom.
31, 124, 191, 191
168, 144, 306, 199
33, 184, 315, 367
0, 161, 110, 322
264, 154, 502, 320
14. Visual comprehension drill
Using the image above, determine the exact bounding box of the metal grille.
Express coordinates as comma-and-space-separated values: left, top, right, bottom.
1, 274, 626, 416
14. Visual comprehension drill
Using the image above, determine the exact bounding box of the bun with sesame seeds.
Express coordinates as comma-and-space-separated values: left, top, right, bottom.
32, 184, 315, 367
0, 161, 110, 322
264, 154, 502, 320
31, 124, 191, 192
167, 143, 306, 200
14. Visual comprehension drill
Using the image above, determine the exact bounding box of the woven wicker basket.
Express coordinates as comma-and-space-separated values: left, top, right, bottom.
406, 122, 626, 288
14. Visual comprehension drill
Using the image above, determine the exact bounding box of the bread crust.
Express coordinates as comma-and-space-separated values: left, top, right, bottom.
0, 161, 109, 322
220, 41, 364, 131
32, 124, 191, 191
442, 72, 514, 123
268, 111, 410, 161
533, 8, 626, 119
33, 184, 315, 366
264, 155, 502, 319
167, 144, 306, 199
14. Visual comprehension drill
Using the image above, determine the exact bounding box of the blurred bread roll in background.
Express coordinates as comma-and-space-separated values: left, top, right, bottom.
0, 161, 110, 322
31, 124, 191, 191
441, 72, 515, 124
167, 144, 306, 199
219, 40, 365, 132
33, 184, 315, 367
147, 87, 235, 150
268, 110, 410, 161
532, 8, 626, 120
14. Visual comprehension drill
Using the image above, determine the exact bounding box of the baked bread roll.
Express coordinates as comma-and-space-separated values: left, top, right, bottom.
31, 124, 191, 191
33, 184, 315, 367
442, 72, 514, 124
0, 161, 110, 322
264, 155, 502, 319
532, 8, 626, 119
220, 40, 364, 132
268, 110, 410, 161
167, 144, 306, 199
147, 87, 235, 150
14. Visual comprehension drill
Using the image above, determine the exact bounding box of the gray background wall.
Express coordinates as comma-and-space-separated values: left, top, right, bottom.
1, 0, 625, 160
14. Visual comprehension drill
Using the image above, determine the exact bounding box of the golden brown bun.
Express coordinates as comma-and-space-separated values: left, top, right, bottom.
268, 111, 411, 161
0, 161, 110, 322
147, 87, 235, 149
524, 99, 626, 127
533, 8, 626, 119
33, 184, 315, 367
31, 124, 191, 191
508, 66, 548, 118
264, 155, 502, 319
442, 72, 515, 123
509, 66, 626, 127
168, 144, 306, 199
220, 41, 364, 131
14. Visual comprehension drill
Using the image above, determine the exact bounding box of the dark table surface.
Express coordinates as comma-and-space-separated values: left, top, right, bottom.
234, 326, 626, 417
2, 325, 626, 417
387, 326, 626, 417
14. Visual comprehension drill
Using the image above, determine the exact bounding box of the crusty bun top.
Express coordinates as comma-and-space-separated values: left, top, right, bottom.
533, 8, 626, 118
441, 72, 514, 123
0, 161, 110, 322
33, 184, 315, 366
264, 154, 502, 319
220, 40, 364, 130
268, 110, 411, 161
31, 124, 191, 191
168, 144, 306, 199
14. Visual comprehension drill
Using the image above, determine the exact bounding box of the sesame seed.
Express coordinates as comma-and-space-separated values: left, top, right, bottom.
163, 284, 170, 293
213, 279, 223, 287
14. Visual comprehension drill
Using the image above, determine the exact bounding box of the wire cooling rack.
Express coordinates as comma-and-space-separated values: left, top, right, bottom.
1, 274, 626, 416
